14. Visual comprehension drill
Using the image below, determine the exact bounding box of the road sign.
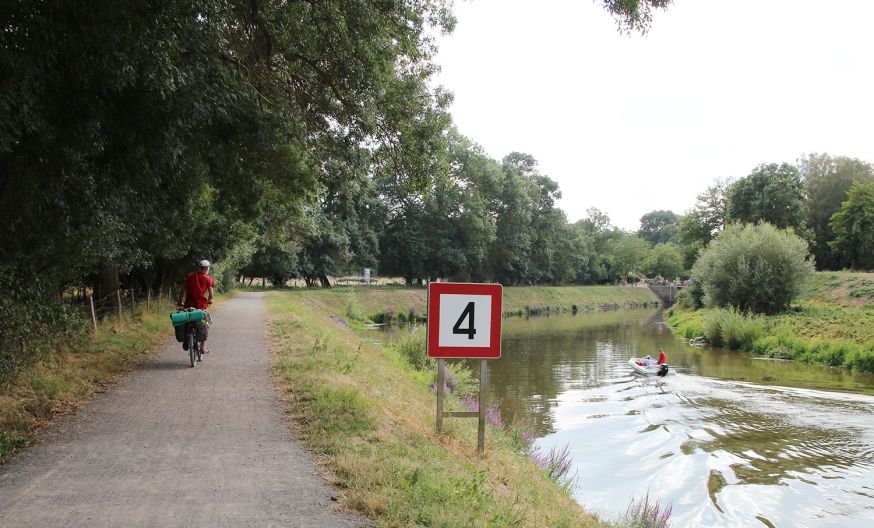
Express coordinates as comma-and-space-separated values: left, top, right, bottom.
427, 282, 502, 359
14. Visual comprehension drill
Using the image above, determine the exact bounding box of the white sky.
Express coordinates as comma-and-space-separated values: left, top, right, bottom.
433, 0, 874, 230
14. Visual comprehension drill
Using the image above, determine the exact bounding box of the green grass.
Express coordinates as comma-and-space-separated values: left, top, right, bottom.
667, 273, 874, 372
267, 289, 608, 527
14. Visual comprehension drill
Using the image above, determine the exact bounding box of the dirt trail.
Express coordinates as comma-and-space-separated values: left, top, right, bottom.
0, 292, 369, 527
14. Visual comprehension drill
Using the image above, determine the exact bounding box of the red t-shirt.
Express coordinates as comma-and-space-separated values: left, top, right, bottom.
658, 350, 667, 365
184, 271, 215, 309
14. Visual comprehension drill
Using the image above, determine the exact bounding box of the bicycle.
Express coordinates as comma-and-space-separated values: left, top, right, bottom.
172, 307, 209, 368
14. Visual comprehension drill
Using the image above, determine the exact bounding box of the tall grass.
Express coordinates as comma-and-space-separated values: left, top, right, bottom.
616, 492, 673, 528
702, 308, 763, 349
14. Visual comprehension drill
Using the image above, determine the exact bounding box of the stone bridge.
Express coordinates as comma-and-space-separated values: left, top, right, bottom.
648, 284, 682, 306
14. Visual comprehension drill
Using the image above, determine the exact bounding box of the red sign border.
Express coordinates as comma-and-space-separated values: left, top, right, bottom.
427, 282, 503, 359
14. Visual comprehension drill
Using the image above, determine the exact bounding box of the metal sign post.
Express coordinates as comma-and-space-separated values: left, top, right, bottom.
428, 283, 502, 457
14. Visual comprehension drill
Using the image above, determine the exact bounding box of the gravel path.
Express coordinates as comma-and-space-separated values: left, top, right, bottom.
0, 292, 370, 528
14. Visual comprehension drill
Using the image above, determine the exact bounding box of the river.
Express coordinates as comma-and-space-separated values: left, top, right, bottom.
486, 309, 874, 527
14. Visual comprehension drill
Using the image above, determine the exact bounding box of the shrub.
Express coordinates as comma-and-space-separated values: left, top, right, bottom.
701, 308, 762, 349
691, 223, 814, 314
393, 326, 430, 370
343, 298, 367, 323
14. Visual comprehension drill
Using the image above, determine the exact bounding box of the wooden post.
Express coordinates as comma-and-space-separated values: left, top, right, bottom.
115, 289, 122, 316
147, 288, 151, 309
130, 289, 136, 310
89, 295, 98, 332
478, 359, 488, 456
436, 359, 445, 432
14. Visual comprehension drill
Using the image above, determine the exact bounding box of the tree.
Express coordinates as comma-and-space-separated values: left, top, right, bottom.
678, 179, 731, 269
638, 210, 679, 246
0, 0, 456, 375
601, 0, 672, 33
691, 223, 814, 314
608, 235, 650, 282
575, 208, 623, 283
643, 243, 684, 279
727, 163, 807, 232
800, 153, 874, 270
829, 181, 874, 270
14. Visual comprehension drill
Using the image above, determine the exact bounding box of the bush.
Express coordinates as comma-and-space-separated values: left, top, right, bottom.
702, 308, 762, 349
691, 223, 814, 314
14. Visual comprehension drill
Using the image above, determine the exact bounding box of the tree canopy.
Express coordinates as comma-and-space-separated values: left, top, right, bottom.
829, 181, 874, 271
727, 163, 807, 232
800, 153, 874, 270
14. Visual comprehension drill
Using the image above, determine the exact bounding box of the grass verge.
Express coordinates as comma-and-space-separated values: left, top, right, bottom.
267, 289, 610, 527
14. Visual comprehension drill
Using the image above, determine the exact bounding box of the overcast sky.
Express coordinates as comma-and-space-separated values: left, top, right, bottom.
433, 0, 874, 230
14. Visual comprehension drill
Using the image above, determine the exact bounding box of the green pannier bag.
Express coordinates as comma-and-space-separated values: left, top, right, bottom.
170, 309, 207, 327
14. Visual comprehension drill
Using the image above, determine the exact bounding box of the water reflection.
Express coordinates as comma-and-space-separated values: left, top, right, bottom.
490, 310, 874, 527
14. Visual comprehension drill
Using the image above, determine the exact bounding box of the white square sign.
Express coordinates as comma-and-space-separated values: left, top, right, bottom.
438, 294, 492, 348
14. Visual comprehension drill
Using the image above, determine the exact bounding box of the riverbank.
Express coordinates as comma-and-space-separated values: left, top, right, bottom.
266, 285, 659, 527
270, 284, 660, 325
667, 271, 874, 372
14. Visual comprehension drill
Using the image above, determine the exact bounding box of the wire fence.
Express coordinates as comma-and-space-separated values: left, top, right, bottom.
64, 287, 178, 332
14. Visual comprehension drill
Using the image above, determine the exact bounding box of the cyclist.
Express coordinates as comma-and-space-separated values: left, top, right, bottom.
177, 259, 215, 353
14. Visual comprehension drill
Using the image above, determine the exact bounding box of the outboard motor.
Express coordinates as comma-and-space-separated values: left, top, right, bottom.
657, 364, 669, 377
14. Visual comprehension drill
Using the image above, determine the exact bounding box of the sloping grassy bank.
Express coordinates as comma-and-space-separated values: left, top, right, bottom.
266, 286, 649, 527
667, 272, 874, 372
275, 284, 660, 325
0, 303, 176, 461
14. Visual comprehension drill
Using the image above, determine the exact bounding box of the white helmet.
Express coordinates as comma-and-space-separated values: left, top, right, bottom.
199, 259, 211, 267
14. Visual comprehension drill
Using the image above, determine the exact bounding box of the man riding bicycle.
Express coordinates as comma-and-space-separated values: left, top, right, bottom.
177, 259, 215, 354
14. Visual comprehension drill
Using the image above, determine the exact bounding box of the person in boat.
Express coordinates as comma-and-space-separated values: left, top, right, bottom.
644, 355, 655, 367
658, 349, 667, 365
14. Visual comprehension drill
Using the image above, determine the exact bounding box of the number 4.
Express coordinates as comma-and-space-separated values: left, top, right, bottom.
452, 302, 476, 340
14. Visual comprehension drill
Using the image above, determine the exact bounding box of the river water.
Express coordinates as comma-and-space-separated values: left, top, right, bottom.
487, 310, 874, 527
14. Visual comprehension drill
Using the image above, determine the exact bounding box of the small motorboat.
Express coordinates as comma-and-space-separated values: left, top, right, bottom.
628, 358, 670, 377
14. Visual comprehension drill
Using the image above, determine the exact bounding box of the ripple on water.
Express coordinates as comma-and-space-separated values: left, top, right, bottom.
541, 373, 874, 527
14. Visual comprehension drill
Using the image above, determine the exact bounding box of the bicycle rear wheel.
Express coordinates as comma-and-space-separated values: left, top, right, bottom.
187, 332, 196, 367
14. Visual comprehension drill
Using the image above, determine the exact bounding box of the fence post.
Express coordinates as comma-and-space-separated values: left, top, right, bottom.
89, 295, 98, 332
130, 289, 135, 310
147, 288, 151, 309
115, 289, 122, 316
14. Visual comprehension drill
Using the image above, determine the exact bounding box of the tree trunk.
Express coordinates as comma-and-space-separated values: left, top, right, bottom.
319, 274, 331, 288
95, 262, 120, 300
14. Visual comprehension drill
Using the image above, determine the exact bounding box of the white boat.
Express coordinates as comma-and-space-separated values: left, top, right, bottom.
628, 358, 670, 376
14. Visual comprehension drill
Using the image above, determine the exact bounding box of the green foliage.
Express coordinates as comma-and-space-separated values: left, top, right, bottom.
393, 326, 433, 371
1, 0, 454, 349
799, 153, 874, 270
727, 163, 808, 233
343, 298, 368, 324
601, 0, 673, 34
702, 308, 763, 349
677, 179, 731, 270
643, 243, 685, 279
829, 181, 874, 270
691, 223, 814, 314
638, 210, 679, 246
